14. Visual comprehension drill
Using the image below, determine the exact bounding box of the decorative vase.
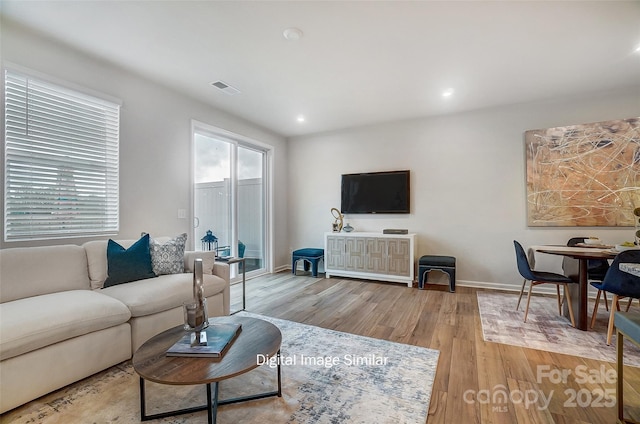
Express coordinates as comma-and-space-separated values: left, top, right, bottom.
343, 223, 354, 232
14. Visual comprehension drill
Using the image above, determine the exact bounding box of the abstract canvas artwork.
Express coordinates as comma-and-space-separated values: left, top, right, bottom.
526, 117, 640, 226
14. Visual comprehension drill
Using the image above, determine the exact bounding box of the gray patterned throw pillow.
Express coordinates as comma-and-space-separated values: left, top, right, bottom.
147, 233, 188, 275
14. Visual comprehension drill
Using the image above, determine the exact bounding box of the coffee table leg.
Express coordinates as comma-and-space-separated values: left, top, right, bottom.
139, 377, 216, 422
217, 351, 283, 405
207, 382, 219, 424
139, 377, 147, 420
277, 350, 282, 397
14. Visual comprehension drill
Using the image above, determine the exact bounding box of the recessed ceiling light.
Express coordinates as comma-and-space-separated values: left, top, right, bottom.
442, 89, 454, 97
635, 45, 640, 53
283, 28, 303, 41
297, 115, 305, 123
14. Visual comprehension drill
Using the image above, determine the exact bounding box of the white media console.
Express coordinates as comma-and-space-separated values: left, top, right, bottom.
324, 232, 416, 287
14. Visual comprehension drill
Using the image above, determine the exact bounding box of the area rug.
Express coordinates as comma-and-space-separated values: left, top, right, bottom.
1, 312, 439, 424
477, 291, 640, 367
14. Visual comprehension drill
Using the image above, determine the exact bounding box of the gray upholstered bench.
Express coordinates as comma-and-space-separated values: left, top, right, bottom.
615, 311, 640, 423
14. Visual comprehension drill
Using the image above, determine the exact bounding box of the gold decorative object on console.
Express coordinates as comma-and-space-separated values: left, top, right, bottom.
331, 207, 344, 232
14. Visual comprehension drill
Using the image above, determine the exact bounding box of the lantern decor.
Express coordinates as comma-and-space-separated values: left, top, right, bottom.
201, 230, 218, 252
183, 259, 209, 346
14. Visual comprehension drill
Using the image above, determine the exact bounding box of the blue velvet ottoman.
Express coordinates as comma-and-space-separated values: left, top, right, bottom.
418, 255, 456, 292
292, 248, 324, 277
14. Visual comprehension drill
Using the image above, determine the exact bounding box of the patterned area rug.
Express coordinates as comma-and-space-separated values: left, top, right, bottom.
477, 291, 640, 367
1, 312, 439, 423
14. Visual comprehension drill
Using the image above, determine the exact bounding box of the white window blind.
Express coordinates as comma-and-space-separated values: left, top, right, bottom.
4, 69, 120, 241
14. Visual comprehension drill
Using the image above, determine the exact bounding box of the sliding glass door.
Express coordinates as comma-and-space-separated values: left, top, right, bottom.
237, 146, 265, 271
193, 123, 268, 278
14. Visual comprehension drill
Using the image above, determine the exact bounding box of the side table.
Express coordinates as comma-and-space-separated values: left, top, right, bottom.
217, 257, 246, 314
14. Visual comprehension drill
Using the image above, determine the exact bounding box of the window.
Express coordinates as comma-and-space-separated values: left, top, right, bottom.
4, 68, 120, 241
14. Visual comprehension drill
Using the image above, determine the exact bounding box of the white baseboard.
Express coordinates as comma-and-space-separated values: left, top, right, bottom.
278, 269, 603, 299
283, 264, 327, 275
275, 264, 291, 273
455, 279, 527, 293
444, 279, 602, 299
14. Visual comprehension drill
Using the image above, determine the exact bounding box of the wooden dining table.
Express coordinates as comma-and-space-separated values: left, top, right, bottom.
531, 245, 618, 331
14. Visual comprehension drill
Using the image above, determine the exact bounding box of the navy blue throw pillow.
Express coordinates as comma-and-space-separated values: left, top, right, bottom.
103, 234, 156, 288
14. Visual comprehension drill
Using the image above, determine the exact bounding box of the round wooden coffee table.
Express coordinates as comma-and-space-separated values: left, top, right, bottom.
132, 316, 282, 424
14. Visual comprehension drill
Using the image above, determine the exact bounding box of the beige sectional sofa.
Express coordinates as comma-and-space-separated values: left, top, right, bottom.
0, 238, 230, 414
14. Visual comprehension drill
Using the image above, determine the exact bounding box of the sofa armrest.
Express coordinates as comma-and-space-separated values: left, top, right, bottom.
211, 261, 230, 284
183, 251, 230, 283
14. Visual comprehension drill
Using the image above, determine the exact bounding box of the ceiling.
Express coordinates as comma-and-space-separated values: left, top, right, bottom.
2, 1, 640, 138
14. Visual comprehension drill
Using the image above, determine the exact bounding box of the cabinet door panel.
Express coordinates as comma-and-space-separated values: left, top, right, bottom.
387, 238, 411, 276
365, 238, 388, 273
345, 237, 366, 271
326, 236, 345, 270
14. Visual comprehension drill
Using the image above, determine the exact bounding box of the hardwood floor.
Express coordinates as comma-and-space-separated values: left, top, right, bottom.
230, 271, 640, 424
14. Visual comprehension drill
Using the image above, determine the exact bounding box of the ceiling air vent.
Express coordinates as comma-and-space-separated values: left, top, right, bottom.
210, 80, 241, 96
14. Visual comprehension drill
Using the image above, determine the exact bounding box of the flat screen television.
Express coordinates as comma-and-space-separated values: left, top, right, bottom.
341, 170, 410, 214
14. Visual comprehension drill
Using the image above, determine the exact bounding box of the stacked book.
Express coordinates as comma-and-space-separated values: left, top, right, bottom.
166, 323, 242, 359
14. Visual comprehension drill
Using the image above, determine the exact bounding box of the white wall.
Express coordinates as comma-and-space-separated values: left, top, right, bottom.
0, 20, 290, 270
287, 88, 640, 289
2, 19, 639, 282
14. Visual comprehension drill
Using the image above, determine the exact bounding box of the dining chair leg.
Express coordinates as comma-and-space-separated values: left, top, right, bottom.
590, 289, 602, 329
563, 284, 576, 328
524, 282, 535, 323
556, 285, 562, 315
516, 278, 527, 311
603, 291, 609, 311
625, 297, 633, 312
606, 295, 619, 346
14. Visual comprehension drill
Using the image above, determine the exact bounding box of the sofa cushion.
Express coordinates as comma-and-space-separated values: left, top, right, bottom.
104, 235, 156, 288
0, 290, 131, 361
184, 251, 217, 275
84, 238, 182, 290
0, 245, 90, 303
100, 273, 227, 318
85, 239, 125, 290
147, 233, 188, 276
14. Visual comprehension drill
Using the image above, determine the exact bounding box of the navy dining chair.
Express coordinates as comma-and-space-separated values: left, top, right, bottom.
513, 240, 577, 326
588, 249, 640, 345
566, 237, 610, 280
563, 237, 611, 314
